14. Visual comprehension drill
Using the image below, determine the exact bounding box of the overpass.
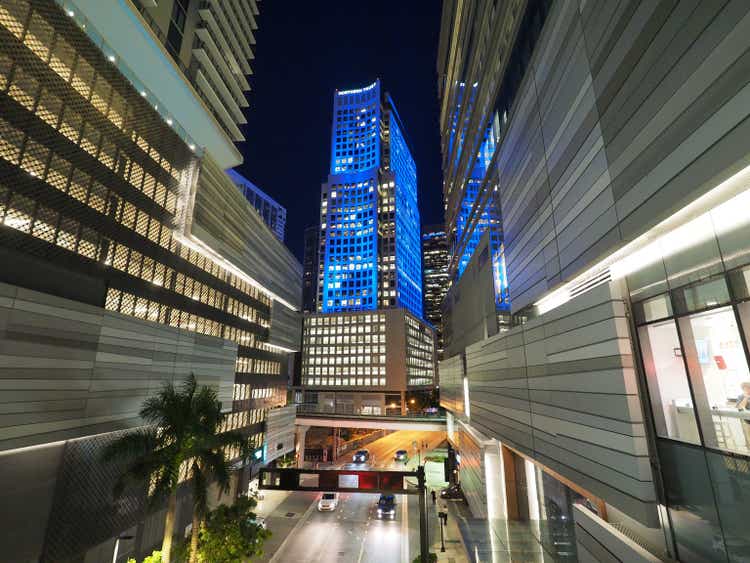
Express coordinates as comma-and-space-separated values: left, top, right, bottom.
295, 411, 446, 432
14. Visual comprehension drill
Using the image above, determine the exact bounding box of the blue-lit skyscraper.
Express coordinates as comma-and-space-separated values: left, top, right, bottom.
318, 80, 423, 319
301, 81, 435, 416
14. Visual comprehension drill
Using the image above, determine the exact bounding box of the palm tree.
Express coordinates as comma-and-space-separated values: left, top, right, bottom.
103, 375, 250, 563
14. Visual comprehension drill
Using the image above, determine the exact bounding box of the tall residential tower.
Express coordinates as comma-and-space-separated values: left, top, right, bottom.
300, 80, 435, 416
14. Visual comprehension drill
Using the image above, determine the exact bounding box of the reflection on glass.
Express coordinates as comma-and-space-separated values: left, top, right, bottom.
706, 450, 750, 563
532, 467, 594, 561
680, 307, 750, 455
635, 293, 673, 324
639, 321, 700, 444
657, 440, 727, 563
673, 277, 730, 315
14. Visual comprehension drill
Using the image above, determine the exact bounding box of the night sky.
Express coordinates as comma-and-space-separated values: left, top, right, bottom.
235, 1, 445, 263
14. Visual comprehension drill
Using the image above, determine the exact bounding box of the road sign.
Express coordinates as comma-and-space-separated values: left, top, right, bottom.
258, 468, 420, 495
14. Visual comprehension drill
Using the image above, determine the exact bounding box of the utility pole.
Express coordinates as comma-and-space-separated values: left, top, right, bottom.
417, 465, 429, 563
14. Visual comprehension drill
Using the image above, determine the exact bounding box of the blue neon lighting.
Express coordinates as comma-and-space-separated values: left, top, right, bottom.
388, 98, 422, 319
320, 82, 423, 319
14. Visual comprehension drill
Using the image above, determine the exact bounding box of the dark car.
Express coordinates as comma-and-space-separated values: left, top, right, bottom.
376, 494, 396, 519
440, 483, 464, 500
394, 449, 408, 462
353, 449, 370, 463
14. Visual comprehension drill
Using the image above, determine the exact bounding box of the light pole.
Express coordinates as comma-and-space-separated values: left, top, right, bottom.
111, 534, 134, 563
438, 511, 447, 552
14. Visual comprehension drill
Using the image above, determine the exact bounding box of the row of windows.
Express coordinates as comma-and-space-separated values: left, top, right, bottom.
306, 322, 385, 335
235, 356, 280, 375
305, 335, 386, 347
232, 385, 278, 401
2, 64, 179, 215
303, 352, 386, 366
307, 314, 385, 326
220, 408, 265, 432
302, 376, 386, 387
105, 288, 256, 346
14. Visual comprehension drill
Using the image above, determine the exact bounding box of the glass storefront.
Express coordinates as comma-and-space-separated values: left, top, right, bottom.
634, 268, 750, 562
635, 274, 750, 457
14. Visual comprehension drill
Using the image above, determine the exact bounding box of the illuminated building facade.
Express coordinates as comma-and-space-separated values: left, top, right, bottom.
0, 1, 300, 561
302, 81, 434, 415
437, 0, 750, 561
318, 80, 422, 318
421, 226, 449, 359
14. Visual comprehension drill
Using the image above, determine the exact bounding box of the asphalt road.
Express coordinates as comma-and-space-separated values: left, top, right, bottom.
267, 429, 446, 563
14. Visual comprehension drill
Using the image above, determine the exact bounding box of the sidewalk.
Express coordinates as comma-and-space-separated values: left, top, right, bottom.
254, 490, 318, 562
449, 500, 561, 562
431, 499, 470, 562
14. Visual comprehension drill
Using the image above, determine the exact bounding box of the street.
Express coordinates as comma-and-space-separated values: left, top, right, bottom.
256, 429, 452, 563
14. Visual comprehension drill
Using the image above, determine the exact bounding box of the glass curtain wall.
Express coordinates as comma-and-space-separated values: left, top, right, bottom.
634, 267, 750, 562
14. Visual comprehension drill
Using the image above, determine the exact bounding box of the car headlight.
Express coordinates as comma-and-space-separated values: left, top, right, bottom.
377, 509, 382, 514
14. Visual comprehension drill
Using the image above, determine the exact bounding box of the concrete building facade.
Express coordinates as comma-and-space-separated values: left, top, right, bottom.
437, 0, 750, 561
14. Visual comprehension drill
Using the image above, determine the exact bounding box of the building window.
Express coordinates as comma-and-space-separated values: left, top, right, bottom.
639, 320, 700, 444
679, 307, 750, 456
166, 0, 189, 59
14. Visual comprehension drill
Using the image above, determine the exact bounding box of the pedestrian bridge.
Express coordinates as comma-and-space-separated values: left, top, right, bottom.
295, 409, 446, 432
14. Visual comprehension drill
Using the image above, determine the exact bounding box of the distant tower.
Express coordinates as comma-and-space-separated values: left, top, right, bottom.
302, 225, 319, 313
422, 226, 449, 359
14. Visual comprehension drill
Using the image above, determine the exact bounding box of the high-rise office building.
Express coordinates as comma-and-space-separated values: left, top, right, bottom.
422, 226, 449, 359
228, 169, 287, 241
302, 224, 319, 313
318, 80, 422, 317
437, 1, 750, 561
0, 2, 300, 561
300, 81, 435, 415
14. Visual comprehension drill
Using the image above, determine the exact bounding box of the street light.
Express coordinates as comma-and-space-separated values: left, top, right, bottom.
112, 534, 134, 563
438, 511, 448, 552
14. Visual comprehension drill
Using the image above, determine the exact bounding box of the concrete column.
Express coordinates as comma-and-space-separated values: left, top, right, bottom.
295, 425, 309, 468
400, 391, 406, 415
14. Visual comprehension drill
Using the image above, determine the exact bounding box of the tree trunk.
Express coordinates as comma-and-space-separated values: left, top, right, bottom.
161, 490, 177, 563
189, 510, 201, 563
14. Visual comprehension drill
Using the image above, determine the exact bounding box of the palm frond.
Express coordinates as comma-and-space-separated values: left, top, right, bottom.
101, 427, 160, 463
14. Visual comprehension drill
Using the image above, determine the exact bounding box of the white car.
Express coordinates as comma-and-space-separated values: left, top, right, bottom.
317, 492, 339, 511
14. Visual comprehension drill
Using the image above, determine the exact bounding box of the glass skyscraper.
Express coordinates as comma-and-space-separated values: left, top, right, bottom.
301, 81, 435, 417
318, 80, 422, 318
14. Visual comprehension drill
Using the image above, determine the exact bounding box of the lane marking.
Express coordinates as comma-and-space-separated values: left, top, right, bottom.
401, 493, 409, 563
